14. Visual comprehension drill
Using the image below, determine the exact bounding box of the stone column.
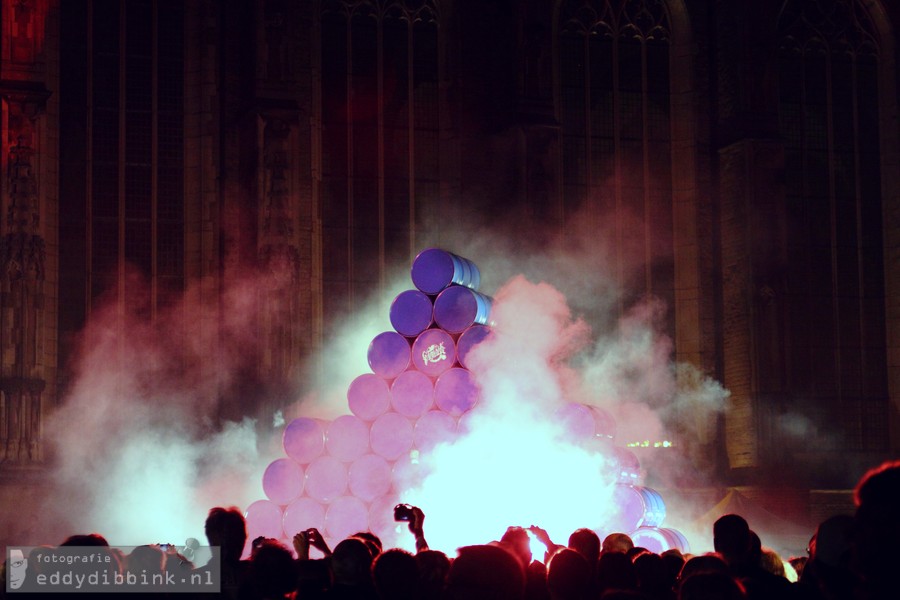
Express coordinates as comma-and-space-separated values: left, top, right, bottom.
1, 84, 52, 463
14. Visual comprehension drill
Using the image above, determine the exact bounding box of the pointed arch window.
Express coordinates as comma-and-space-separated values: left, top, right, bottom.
58, 0, 185, 380
319, 0, 439, 327
777, 0, 887, 451
558, 0, 674, 334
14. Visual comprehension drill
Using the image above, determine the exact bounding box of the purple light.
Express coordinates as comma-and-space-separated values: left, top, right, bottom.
410, 248, 481, 295
368, 331, 412, 379
433, 286, 493, 333
389, 290, 434, 337
456, 324, 492, 369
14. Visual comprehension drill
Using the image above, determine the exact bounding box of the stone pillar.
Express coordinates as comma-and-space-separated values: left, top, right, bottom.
0, 80, 52, 463
258, 112, 302, 395
718, 138, 786, 471
252, 0, 312, 412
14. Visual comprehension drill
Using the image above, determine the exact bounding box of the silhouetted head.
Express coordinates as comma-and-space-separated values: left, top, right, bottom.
500, 526, 533, 568
60, 533, 109, 547
127, 545, 165, 576
372, 548, 418, 600
759, 547, 785, 578
352, 531, 383, 556
331, 537, 374, 587
547, 547, 592, 600
601, 532, 634, 555
248, 539, 296, 599
713, 514, 751, 564
747, 530, 763, 564
634, 551, 670, 596
446, 544, 525, 600
810, 514, 853, 568
853, 460, 900, 587
567, 528, 600, 564
596, 549, 637, 594
415, 549, 451, 598
204, 506, 247, 563
660, 548, 686, 585
678, 553, 730, 582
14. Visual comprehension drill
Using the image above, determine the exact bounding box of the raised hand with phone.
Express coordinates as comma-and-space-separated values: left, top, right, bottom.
394, 503, 428, 552
292, 527, 332, 560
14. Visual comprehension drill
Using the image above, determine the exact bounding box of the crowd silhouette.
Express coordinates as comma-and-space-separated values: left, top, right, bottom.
2, 459, 898, 599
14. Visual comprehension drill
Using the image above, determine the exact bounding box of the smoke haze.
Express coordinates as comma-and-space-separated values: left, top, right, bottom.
30, 201, 737, 555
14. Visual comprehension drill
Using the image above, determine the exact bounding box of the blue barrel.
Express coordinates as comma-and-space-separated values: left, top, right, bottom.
433, 286, 493, 333
367, 331, 411, 379
630, 527, 691, 554
456, 324, 493, 370
411, 248, 481, 294
611, 484, 667, 531
389, 290, 434, 337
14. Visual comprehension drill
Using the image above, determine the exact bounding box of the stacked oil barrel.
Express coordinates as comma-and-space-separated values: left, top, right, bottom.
244, 248, 690, 555
243, 249, 492, 552
554, 402, 691, 554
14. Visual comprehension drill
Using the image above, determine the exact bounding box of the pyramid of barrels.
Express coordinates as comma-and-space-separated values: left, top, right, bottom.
244, 248, 690, 555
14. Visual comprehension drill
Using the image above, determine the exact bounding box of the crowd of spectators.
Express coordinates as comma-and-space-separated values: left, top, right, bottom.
2, 459, 897, 599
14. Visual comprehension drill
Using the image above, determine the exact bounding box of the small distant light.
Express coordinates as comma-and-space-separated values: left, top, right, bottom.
624, 440, 674, 449
273, 410, 285, 428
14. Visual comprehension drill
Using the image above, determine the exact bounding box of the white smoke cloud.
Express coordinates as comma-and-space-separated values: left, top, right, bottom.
40, 269, 275, 547
394, 269, 732, 553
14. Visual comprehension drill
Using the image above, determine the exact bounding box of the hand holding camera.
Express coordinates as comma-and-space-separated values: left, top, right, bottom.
292, 526, 331, 559
394, 503, 428, 552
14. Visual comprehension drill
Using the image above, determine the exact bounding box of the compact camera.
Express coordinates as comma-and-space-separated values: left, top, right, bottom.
393, 503, 414, 522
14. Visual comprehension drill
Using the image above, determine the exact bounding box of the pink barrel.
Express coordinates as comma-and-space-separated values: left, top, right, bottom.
283, 418, 326, 464
630, 527, 690, 554
370, 411, 415, 461
612, 446, 641, 484
392, 453, 430, 491
324, 496, 370, 542
434, 367, 480, 416
555, 402, 617, 441
456, 324, 492, 370
325, 415, 370, 462
411, 248, 481, 295
282, 496, 326, 540
411, 329, 456, 377
347, 373, 392, 422
391, 370, 435, 418
433, 286, 493, 333
610, 484, 667, 532
304, 455, 348, 503
348, 454, 393, 502
389, 290, 434, 337
262, 458, 305, 505
245, 499, 285, 541
368, 331, 411, 379
414, 409, 458, 452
